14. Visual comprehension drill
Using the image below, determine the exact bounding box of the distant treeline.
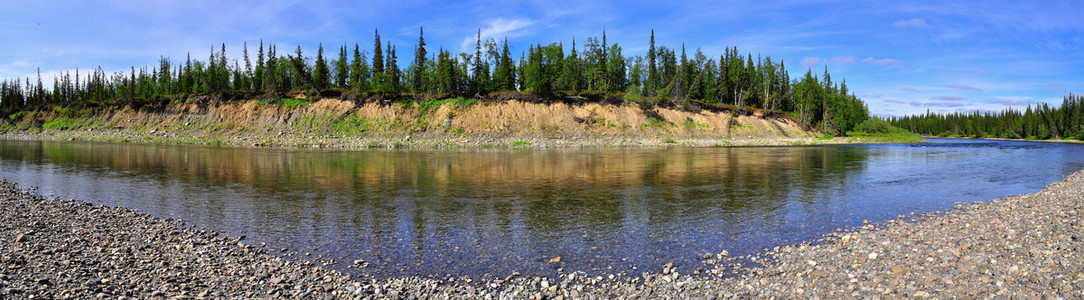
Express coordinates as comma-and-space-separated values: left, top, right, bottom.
0, 28, 870, 135
889, 94, 1084, 140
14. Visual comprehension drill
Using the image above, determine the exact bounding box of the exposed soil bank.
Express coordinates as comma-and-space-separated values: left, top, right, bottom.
0, 97, 890, 149
3, 168, 1082, 298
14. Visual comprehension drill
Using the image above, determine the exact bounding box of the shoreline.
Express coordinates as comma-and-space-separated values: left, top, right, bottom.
0, 129, 904, 150
923, 135, 1084, 144
2, 170, 1082, 297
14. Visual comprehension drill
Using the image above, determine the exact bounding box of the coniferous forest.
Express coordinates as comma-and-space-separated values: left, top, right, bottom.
889, 94, 1084, 140
0, 29, 872, 135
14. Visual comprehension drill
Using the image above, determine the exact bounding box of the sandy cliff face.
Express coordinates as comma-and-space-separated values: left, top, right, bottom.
89, 98, 812, 140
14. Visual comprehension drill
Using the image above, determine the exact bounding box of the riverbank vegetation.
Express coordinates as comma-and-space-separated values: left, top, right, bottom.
890, 94, 1084, 140
0, 28, 883, 138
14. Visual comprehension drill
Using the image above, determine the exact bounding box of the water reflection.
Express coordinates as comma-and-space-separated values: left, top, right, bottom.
1, 139, 1081, 278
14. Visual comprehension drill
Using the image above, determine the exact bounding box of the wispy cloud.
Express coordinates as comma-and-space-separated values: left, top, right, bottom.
909, 101, 965, 107
1051, 83, 1084, 88
1042, 88, 1063, 93
984, 99, 1030, 106
900, 88, 919, 92
892, 18, 929, 28
460, 18, 534, 51
800, 57, 820, 67
932, 95, 966, 101
946, 84, 983, 92
862, 57, 900, 65
831, 56, 857, 64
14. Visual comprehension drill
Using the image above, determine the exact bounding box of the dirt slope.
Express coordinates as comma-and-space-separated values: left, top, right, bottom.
97, 98, 811, 139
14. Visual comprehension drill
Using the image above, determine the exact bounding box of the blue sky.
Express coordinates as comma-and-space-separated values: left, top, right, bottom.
1, 0, 1082, 116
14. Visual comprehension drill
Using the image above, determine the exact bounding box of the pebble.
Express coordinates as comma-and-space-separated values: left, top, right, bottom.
4, 166, 1084, 298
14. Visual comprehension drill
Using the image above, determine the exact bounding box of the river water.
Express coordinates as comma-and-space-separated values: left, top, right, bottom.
1, 138, 1082, 278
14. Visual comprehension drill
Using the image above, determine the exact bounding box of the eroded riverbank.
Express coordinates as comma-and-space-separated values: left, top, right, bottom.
3, 168, 1083, 298
0, 97, 918, 150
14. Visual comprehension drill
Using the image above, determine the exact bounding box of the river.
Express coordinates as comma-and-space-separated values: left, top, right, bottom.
1, 138, 1082, 278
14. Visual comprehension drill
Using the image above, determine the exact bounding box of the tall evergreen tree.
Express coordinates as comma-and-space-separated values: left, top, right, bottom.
334, 44, 349, 88
495, 38, 516, 91
255, 40, 265, 90
386, 42, 399, 95
411, 27, 427, 94
313, 43, 330, 90
350, 44, 370, 93
647, 30, 658, 96
372, 29, 384, 76
471, 29, 486, 95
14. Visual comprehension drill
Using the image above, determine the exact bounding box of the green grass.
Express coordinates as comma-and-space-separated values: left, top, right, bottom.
642, 118, 671, 129
42, 117, 103, 130
731, 122, 753, 130
416, 98, 479, 116
681, 120, 710, 129
256, 98, 310, 109
8, 111, 37, 121
846, 131, 924, 143
663, 137, 677, 144
512, 141, 532, 146
330, 114, 402, 135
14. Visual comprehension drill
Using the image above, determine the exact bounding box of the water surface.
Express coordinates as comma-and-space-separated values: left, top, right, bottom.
1, 138, 1081, 278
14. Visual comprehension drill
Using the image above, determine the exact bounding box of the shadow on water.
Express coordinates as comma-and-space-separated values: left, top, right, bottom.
1, 138, 1083, 278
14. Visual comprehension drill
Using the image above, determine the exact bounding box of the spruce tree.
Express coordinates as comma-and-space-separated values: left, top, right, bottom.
350, 44, 370, 93
411, 27, 427, 94
386, 42, 399, 95
335, 44, 348, 88
647, 30, 658, 97
255, 40, 265, 90
495, 38, 515, 91
472, 29, 486, 95
372, 29, 384, 75
314, 44, 330, 90
243, 41, 252, 90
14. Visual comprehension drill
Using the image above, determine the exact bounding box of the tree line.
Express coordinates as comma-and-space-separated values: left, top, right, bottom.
0, 28, 871, 134
889, 94, 1084, 140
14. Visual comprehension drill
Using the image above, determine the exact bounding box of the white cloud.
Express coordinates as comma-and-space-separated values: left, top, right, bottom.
831, 56, 857, 64
460, 18, 535, 51
945, 84, 982, 92
893, 18, 929, 28
799, 57, 820, 67
862, 57, 900, 65
932, 95, 966, 101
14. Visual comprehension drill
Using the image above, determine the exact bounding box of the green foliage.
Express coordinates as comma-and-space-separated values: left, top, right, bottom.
663, 137, 677, 144
847, 118, 922, 143
891, 94, 1084, 141
512, 140, 532, 146
0, 28, 877, 139
852, 118, 896, 134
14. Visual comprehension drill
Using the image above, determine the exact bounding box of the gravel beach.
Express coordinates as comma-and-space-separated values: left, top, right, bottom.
0, 130, 872, 150
3, 169, 1083, 299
